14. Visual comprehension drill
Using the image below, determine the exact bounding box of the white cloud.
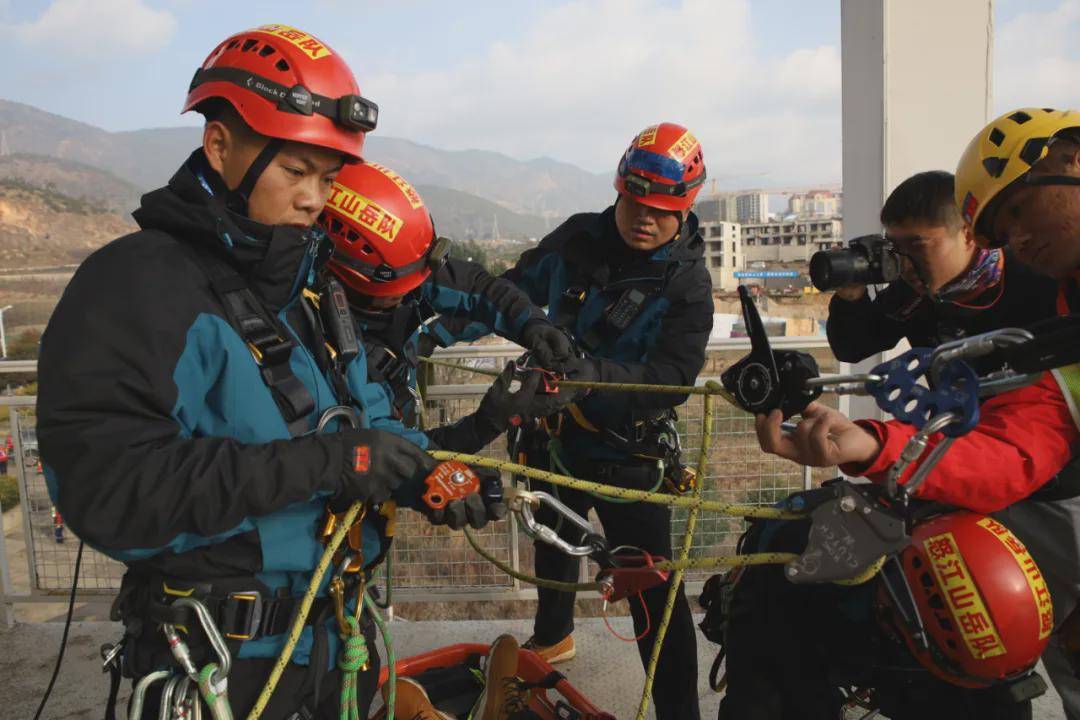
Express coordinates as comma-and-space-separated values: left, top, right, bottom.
995, 0, 1080, 112
7, 0, 176, 58
345, 0, 841, 185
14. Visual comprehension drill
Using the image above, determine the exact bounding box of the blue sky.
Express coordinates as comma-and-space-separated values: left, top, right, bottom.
0, 0, 1076, 184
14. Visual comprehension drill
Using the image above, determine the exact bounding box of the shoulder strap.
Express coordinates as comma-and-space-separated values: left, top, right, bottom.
189, 247, 316, 437
551, 239, 608, 336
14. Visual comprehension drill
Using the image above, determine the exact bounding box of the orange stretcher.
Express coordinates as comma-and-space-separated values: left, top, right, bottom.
374, 643, 616, 719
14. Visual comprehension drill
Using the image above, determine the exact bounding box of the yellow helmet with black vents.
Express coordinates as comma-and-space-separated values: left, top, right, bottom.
955, 107, 1080, 244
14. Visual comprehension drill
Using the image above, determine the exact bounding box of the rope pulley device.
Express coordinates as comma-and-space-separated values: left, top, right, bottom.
721, 285, 821, 418
422, 460, 481, 510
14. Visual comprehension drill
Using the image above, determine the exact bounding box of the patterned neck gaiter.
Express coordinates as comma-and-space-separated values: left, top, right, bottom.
935, 248, 1004, 304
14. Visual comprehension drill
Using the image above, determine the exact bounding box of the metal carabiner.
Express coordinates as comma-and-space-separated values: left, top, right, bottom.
513, 489, 605, 557
172, 675, 194, 719
930, 327, 1033, 380
159, 673, 182, 720
317, 405, 361, 432
189, 679, 204, 720
804, 373, 885, 396
162, 623, 199, 680
129, 670, 171, 720
169, 597, 232, 678
886, 411, 959, 501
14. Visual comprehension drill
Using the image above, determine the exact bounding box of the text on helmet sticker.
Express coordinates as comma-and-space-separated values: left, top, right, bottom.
367, 162, 425, 210
327, 183, 403, 244
255, 24, 332, 60
977, 517, 1054, 641
637, 125, 660, 148
923, 531, 1007, 660
668, 130, 700, 163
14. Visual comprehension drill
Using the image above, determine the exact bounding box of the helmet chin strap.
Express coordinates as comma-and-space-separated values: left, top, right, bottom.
226, 138, 286, 216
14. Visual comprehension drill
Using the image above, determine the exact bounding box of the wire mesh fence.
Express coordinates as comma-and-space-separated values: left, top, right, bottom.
2, 340, 836, 599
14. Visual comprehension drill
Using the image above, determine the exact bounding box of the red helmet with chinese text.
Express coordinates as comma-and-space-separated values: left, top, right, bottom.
614, 122, 706, 212
877, 511, 1052, 688
318, 162, 449, 297
183, 24, 376, 161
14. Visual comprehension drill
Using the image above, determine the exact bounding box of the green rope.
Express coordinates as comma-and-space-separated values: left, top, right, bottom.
365, 590, 396, 720
547, 437, 662, 505
372, 553, 393, 610
197, 663, 233, 720
338, 616, 369, 720
464, 525, 603, 592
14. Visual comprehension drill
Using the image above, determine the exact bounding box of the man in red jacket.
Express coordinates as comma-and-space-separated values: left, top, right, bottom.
757, 107, 1080, 719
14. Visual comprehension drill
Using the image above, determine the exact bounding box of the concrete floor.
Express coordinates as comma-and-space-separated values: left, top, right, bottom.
0, 615, 1068, 720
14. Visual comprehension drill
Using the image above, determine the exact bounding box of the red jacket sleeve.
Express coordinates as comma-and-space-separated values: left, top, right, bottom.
841, 372, 1080, 513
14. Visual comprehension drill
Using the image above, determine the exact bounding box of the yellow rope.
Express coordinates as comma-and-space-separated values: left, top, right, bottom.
245, 500, 362, 720
833, 556, 888, 586
429, 452, 803, 520
636, 393, 711, 719
419, 356, 740, 401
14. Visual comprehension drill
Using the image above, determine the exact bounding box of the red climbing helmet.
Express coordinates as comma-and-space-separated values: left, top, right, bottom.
319, 162, 450, 297
614, 122, 706, 212
183, 24, 375, 161
877, 511, 1052, 688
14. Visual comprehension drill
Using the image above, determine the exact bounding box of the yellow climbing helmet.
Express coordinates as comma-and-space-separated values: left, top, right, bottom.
955, 107, 1080, 243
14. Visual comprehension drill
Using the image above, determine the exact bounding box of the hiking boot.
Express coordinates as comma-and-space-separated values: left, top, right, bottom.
521, 634, 575, 664
475, 634, 530, 720
381, 676, 452, 720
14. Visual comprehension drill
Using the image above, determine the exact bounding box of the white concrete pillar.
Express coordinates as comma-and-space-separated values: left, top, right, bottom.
840, 0, 993, 419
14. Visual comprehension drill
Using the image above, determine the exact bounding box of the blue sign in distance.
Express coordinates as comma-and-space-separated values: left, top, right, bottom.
733, 270, 800, 279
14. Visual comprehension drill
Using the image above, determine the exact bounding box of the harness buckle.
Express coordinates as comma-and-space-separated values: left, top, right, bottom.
562, 286, 587, 305
223, 591, 263, 641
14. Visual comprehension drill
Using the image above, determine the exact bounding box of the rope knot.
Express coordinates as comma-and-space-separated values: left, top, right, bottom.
338, 617, 369, 672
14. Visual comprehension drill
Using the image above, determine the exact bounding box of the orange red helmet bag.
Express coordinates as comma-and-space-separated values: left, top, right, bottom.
879, 511, 1052, 688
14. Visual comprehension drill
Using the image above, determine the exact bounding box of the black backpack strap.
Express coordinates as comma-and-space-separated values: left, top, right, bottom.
193, 250, 316, 437
550, 260, 594, 336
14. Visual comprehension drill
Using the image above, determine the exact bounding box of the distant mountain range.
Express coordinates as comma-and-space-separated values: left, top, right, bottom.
0, 99, 612, 239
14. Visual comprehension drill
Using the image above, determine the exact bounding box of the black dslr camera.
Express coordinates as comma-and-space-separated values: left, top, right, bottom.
809, 234, 902, 291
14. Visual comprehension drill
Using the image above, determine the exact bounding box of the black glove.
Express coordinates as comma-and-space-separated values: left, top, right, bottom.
524, 355, 602, 417
475, 362, 544, 432
562, 355, 601, 397
520, 321, 574, 372
335, 428, 437, 509
426, 466, 508, 530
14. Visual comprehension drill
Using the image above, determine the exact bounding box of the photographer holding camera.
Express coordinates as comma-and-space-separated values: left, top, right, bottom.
818, 170, 1058, 369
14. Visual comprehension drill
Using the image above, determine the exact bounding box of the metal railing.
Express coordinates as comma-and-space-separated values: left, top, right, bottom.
0, 338, 841, 616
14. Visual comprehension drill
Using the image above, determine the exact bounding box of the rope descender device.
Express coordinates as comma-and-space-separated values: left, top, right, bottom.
597, 548, 671, 604
721, 285, 821, 418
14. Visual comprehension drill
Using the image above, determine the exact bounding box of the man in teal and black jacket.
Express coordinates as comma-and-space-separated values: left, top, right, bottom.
36, 26, 549, 720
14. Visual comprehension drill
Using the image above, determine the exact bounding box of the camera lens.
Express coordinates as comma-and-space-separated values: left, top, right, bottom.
809, 249, 873, 291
